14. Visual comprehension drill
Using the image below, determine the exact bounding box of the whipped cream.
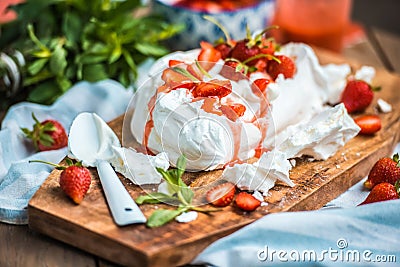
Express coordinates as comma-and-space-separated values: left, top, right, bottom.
131, 53, 268, 171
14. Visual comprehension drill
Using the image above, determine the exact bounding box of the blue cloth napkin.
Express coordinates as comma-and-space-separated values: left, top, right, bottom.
0, 79, 132, 224
192, 199, 400, 267
192, 144, 400, 267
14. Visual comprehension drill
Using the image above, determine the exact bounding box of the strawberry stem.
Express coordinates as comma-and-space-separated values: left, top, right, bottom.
203, 15, 232, 45
29, 159, 66, 170
392, 153, 399, 166
195, 60, 212, 78
395, 180, 400, 197
172, 67, 200, 81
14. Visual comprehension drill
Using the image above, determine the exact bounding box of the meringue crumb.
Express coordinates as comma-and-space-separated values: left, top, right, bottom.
355, 152, 361, 157
252, 190, 264, 202
377, 98, 392, 113
261, 202, 269, 207
289, 159, 297, 167
175, 211, 198, 223
336, 164, 341, 169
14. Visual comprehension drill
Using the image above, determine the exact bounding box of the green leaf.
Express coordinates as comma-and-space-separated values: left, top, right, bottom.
156, 167, 177, 186
62, 11, 82, 44
134, 43, 169, 57
136, 193, 179, 205
28, 58, 48, 76
56, 76, 72, 92
179, 186, 194, 205
28, 80, 61, 104
49, 45, 68, 76
176, 155, 186, 180
81, 64, 108, 82
146, 209, 183, 228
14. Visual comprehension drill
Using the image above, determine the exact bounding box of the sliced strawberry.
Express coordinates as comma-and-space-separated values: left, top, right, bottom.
192, 79, 232, 98
253, 78, 271, 94
160, 67, 196, 92
220, 103, 246, 121
235, 191, 261, 211
267, 55, 296, 80
253, 59, 268, 73
354, 115, 382, 135
198, 41, 222, 70
220, 60, 246, 81
206, 182, 236, 207
168, 59, 184, 67
229, 103, 246, 117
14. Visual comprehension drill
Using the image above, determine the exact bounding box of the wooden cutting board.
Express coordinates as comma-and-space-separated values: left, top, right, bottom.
28, 50, 400, 267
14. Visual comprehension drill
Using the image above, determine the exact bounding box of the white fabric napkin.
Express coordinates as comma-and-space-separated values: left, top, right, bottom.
0, 79, 132, 224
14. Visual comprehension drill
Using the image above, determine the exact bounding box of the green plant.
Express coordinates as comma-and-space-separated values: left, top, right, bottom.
0, 0, 183, 104
136, 155, 221, 227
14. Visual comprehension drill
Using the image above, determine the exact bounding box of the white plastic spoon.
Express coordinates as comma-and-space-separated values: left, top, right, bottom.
68, 112, 146, 226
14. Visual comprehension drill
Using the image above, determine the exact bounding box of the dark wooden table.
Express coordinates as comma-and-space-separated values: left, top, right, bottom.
1, 26, 400, 267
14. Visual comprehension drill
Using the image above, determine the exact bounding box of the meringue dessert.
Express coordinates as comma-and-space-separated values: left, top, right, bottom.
122, 40, 371, 194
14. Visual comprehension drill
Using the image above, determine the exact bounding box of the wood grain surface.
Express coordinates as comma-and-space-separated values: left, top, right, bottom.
27, 49, 400, 267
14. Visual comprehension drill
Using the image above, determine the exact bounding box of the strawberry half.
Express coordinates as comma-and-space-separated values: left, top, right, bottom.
206, 182, 236, 207
192, 79, 232, 98
364, 154, 400, 189
235, 191, 261, 211
359, 181, 400, 205
21, 113, 68, 151
354, 114, 382, 135
267, 55, 296, 80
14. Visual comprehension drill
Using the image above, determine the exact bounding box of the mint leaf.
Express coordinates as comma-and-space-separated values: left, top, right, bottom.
146, 209, 183, 228
136, 193, 179, 205
176, 155, 186, 180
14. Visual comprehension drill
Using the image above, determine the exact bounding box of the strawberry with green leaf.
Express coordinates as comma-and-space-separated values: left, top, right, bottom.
30, 158, 91, 204
359, 181, 400, 205
364, 153, 400, 189
21, 113, 68, 151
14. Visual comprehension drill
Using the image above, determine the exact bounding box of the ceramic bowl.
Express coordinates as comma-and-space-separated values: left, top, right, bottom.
153, 0, 276, 51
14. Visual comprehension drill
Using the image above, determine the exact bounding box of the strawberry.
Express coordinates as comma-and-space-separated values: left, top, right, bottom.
235, 191, 261, 211
253, 78, 271, 94
354, 114, 381, 135
267, 55, 296, 80
220, 60, 247, 81
220, 103, 246, 121
364, 154, 400, 189
192, 79, 232, 98
197, 41, 222, 70
168, 59, 184, 67
206, 182, 236, 207
30, 159, 92, 204
214, 42, 233, 60
21, 113, 68, 151
359, 182, 400, 205
340, 80, 379, 113
230, 39, 260, 65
